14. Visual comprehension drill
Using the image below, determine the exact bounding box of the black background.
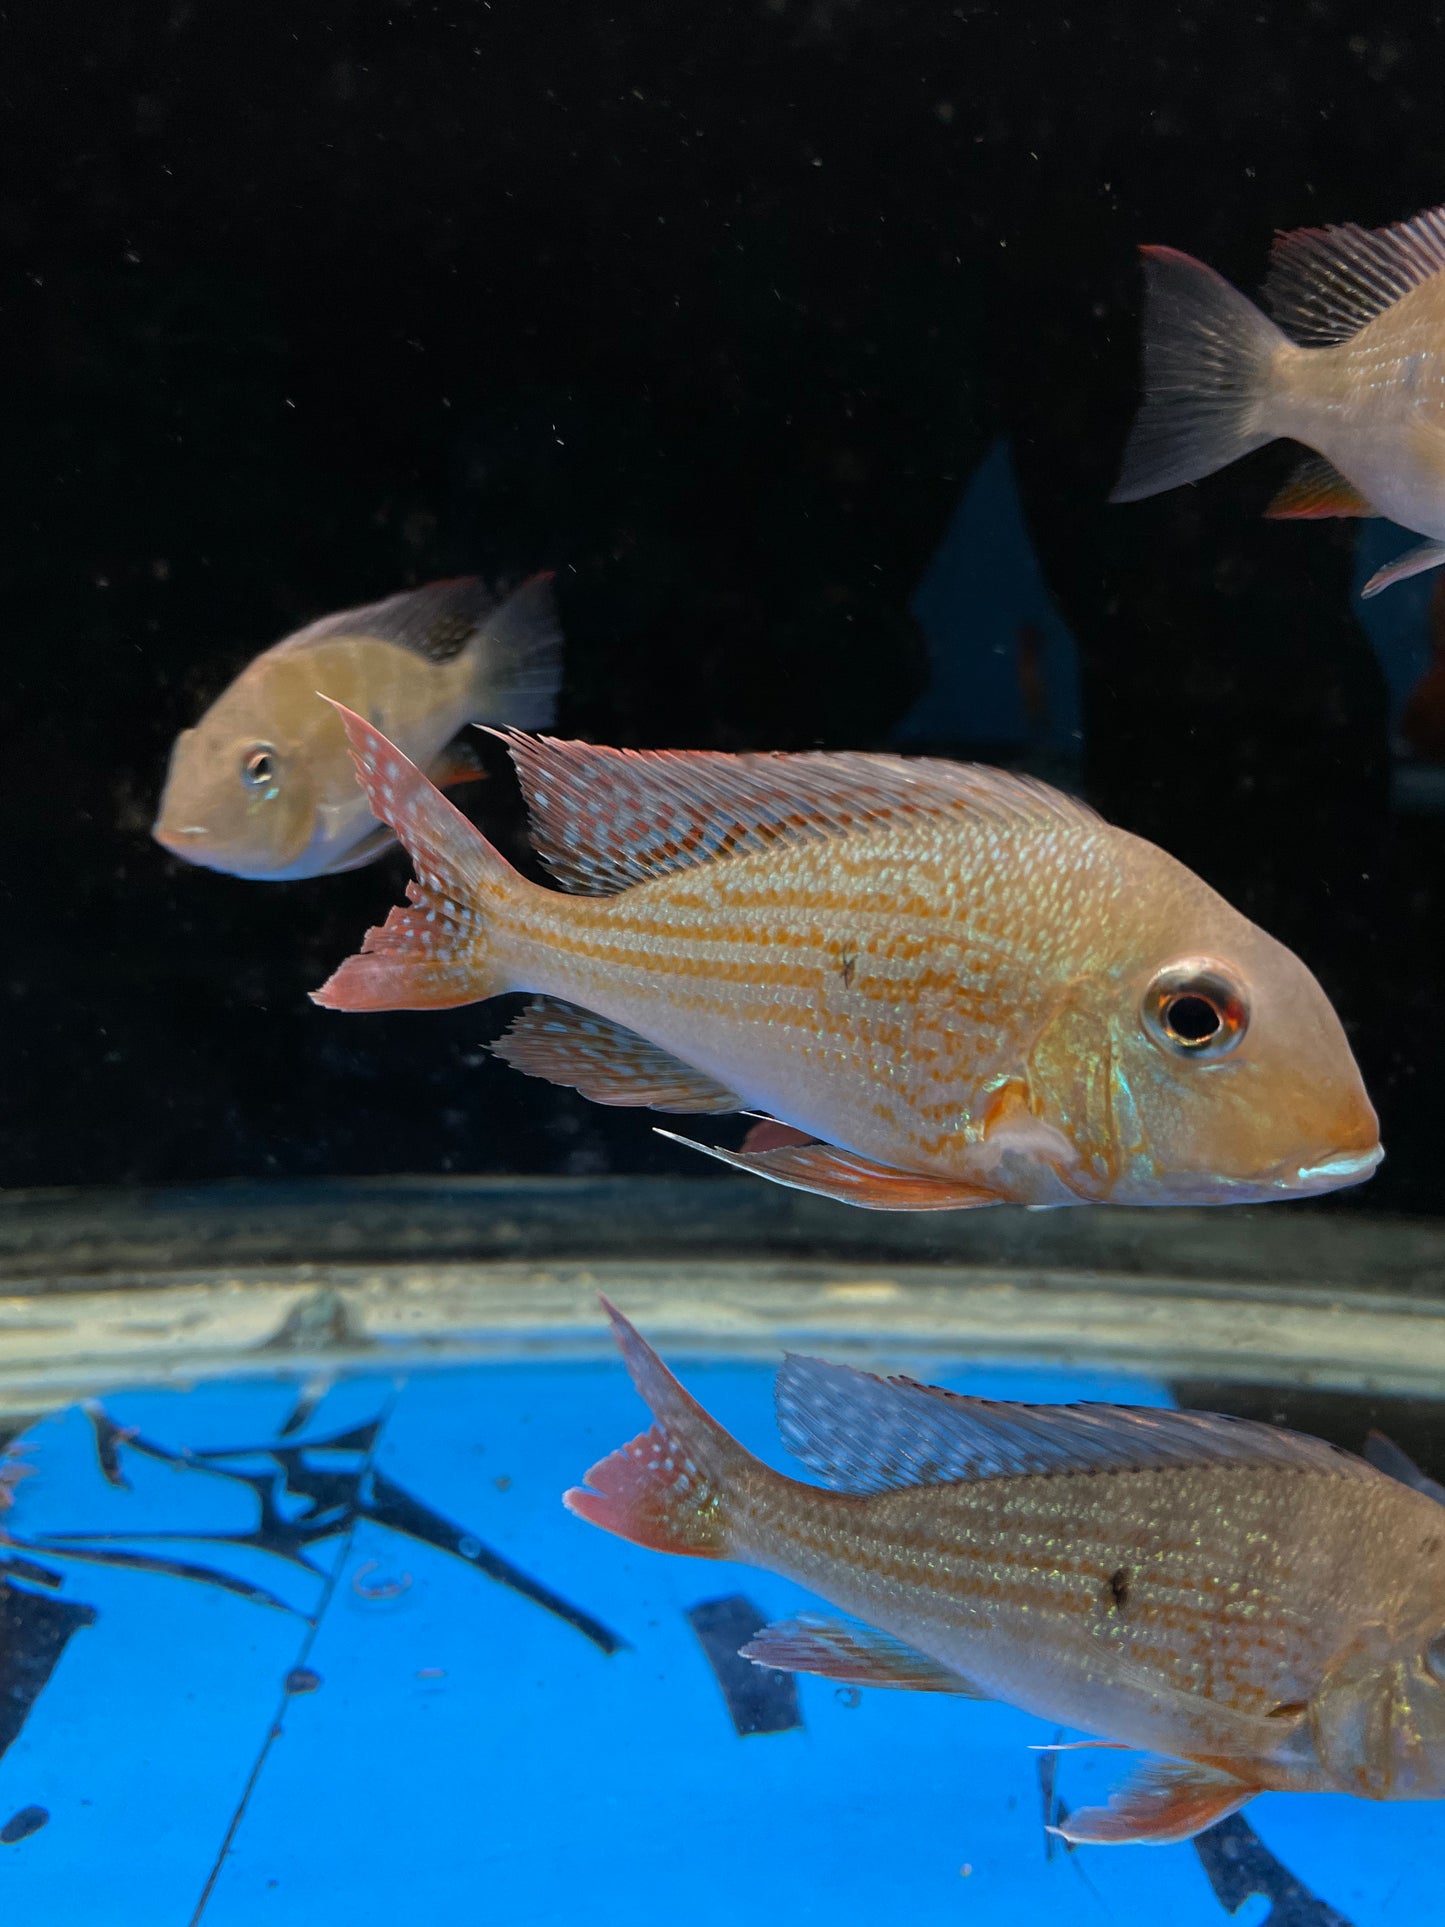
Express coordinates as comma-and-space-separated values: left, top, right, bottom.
3, 0, 1441, 1203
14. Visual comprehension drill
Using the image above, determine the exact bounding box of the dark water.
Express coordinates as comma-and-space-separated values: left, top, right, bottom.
5, 1, 1443, 1200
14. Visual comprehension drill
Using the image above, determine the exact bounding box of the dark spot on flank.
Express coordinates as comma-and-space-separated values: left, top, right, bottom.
839, 950, 857, 989
1421, 1535, 1441, 1557
1266, 1700, 1307, 1720
1107, 1566, 1130, 1611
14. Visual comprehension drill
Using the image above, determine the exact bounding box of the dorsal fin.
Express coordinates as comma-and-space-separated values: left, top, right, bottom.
773, 1355, 1377, 1495
495, 737, 1099, 895
1263, 205, 1445, 345
282, 576, 504, 665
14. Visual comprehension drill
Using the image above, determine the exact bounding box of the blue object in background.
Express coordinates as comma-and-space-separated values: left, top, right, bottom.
0, 1355, 1439, 1924
897, 438, 1083, 758
1354, 519, 1438, 739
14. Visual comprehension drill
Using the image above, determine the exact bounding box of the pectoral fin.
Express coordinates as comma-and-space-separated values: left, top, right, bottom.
494, 999, 742, 1113
1055, 1758, 1258, 1846
654, 1133, 1004, 1211
740, 1614, 988, 1696
1363, 539, 1445, 598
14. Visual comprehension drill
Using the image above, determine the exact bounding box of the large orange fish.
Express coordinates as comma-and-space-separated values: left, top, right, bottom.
566, 1299, 1445, 1845
311, 706, 1380, 1210
1113, 204, 1445, 598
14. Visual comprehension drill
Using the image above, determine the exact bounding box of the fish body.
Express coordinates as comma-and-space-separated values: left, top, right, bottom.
153, 574, 562, 878
1112, 205, 1445, 597
311, 708, 1379, 1211
566, 1300, 1445, 1843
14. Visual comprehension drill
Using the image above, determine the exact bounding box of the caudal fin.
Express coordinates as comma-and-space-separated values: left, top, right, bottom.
470, 572, 564, 731
563, 1298, 761, 1558
1110, 245, 1287, 502
310, 701, 517, 1012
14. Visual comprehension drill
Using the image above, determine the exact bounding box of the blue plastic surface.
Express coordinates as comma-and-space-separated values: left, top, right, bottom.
0, 1354, 1439, 1924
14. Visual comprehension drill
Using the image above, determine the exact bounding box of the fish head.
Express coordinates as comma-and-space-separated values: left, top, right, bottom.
153, 671, 327, 879
1310, 1629, 1445, 1800
1029, 853, 1381, 1205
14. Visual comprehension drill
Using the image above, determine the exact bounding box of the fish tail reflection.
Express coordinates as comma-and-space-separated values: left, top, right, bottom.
563, 1296, 766, 1559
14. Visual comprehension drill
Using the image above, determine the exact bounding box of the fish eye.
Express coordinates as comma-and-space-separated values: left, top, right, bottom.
1142, 959, 1249, 1061
1427, 1634, 1445, 1686
242, 746, 278, 790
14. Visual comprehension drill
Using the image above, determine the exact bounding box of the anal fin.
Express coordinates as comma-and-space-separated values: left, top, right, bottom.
1265, 454, 1376, 520
740, 1614, 987, 1696
493, 998, 742, 1113
656, 1133, 1003, 1211
1055, 1758, 1257, 1846
1363, 538, 1445, 599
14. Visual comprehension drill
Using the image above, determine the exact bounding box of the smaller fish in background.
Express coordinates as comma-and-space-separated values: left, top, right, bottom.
1112, 205, 1445, 598
568, 1299, 1445, 1847
153, 574, 562, 879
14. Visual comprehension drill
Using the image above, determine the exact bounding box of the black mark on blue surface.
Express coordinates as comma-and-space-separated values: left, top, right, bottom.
1194, 1813, 1355, 1927
0, 1805, 49, 1845
688, 1594, 802, 1737
0, 1582, 96, 1764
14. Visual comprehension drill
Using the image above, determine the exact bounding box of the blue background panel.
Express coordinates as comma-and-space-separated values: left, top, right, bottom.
0, 1354, 1440, 1924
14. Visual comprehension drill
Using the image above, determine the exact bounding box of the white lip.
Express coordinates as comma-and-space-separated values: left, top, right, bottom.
1295, 1146, 1384, 1184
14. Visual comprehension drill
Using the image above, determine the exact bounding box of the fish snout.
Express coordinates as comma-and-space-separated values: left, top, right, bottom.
1288, 1140, 1384, 1193
152, 820, 212, 860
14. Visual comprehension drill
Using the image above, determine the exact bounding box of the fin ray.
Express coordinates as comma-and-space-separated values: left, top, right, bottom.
1110, 245, 1285, 502
773, 1357, 1381, 1494
1264, 205, 1445, 345
493, 999, 742, 1113
1265, 454, 1377, 519
740, 1613, 988, 1696
563, 1297, 759, 1558
497, 736, 1097, 896
1362, 538, 1445, 598
310, 705, 513, 1011
1056, 1758, 1257, 1846
656, 1133, 1004, 1211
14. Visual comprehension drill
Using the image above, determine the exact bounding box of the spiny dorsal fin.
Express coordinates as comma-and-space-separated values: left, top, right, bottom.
1263, 204, 1445, 345
495, 737, 1099, 895
493, 997, 742, 1113
1265, 454, 1377, 520
773, 1356, 1379, 1495
283, 576, 505, 664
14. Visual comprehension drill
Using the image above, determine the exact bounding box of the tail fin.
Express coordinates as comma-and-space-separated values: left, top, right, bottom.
310, 700, 518, 1012
470, 572, 564, 731
1110, 244, 1287, 502
563, 1298, 760, 1558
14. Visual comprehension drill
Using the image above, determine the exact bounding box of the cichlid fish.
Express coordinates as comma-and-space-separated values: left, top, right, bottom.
310, 706, 1380, 1211
1112, 204, 1445, 597
567, 1299, 1445, 1845
153, 574, 562, 879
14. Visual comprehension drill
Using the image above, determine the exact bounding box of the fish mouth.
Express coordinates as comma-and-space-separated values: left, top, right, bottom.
1293, 1144, 1385, 1187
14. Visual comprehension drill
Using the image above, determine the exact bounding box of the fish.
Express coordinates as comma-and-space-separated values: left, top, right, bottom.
309, 705, 1381, 1210
565, 1298, 1445, 1845
1111, 204, 1445, 598
153, 574, 562, 879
